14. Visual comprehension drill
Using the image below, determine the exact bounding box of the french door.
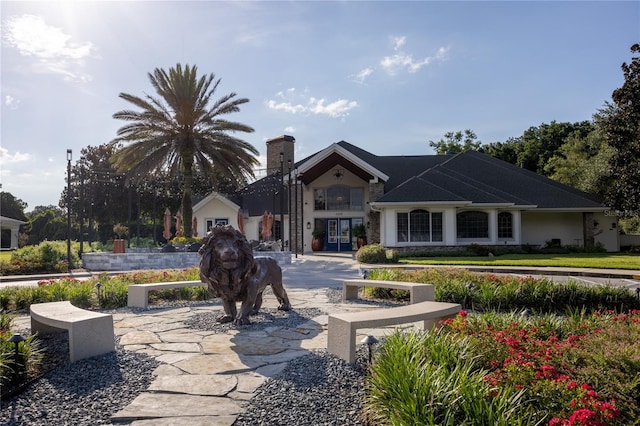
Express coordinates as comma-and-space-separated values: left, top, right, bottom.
326, 218, 353, 252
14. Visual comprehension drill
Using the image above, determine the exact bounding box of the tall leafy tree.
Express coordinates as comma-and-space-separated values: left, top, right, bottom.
543, 126, 613, 196
24, 205, 67, 244
600, 44, 640, 213
110, 64, 259, 237
516, 121, 594, 174
0, 192, 28, 221
429, 129, 481, 154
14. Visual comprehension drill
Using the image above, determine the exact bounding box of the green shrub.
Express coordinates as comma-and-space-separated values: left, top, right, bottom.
0, 241, 88, 275
356, 244, 398, 264
0, 267, 205, 312
365, 268, 640, 314
465, 243, 492, 256
170, 236, 202, 245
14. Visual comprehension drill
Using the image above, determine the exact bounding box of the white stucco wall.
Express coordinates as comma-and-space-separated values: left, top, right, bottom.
520, 211, 584, 248
193, 197, 240, 237
593, 211, 619, 252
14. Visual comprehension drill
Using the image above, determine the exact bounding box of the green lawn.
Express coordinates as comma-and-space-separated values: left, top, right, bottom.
399, 253, 640, 270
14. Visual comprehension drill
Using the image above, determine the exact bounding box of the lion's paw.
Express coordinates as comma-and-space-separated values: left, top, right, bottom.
217, 315, 234, 324
278, 303, 292, 311
234, 317, 251, 326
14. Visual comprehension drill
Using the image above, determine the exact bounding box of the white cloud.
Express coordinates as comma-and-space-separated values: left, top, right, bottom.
3, 14, 95, 82
4, 95, 20, 109
308, 98, 358, 118
266, 100, 306, 114
284, 126, 296, 133
0, 147, 31, 164
352, 67, 374, 84
266, 89, 358, 119
381, 44, 449, 75
352, 36, 449, 81
393, 36, 406, 51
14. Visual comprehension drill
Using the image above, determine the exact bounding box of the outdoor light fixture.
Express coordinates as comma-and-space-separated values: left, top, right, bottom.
8, 333, 26, 384
333, 169, 344, 180
306, 222, 311, 230
361, 335, 378, 364
8, 333, 25, 355
95, 282, 103, 301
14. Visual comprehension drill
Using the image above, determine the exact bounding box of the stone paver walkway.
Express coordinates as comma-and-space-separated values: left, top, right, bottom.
109, 287, 384, 425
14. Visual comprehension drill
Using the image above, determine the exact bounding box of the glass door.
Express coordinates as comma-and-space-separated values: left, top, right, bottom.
339, 219, 351, 252
325, 218, 354, 251
326, 219, 338, 251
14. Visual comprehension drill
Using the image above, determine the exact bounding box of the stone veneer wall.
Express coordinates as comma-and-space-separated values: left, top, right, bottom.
83, 251, 291, 271
368, 181, 385, 244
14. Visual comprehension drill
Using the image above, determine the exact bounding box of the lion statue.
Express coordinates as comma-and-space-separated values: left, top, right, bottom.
198, 224, 291, 325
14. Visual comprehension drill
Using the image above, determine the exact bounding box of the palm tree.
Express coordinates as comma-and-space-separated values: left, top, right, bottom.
110, 63, 259, 237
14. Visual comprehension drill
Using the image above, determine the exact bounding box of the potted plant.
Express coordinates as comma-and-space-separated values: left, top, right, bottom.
311, 228, 325, 252
113, 223, 129, 254
353, 223, 367, 248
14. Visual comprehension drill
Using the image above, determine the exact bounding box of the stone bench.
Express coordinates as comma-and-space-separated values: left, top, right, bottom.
127, 281, 206, 309
30, 301, 115, 363
342, 279, 434, 304
327, 300, 461, 363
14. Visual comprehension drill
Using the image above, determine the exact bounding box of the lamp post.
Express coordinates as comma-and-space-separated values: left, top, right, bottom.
288, 159, 292, 254
79, 163, 85, 259
294, 168, 298, 258
66, 149, 72, 273
279, 152, 284, 251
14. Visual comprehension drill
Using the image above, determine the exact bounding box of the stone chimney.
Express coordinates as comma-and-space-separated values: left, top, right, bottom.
266, 135, 295, 174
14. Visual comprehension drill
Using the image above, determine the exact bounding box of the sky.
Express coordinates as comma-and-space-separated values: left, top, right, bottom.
1, 1, 638, 211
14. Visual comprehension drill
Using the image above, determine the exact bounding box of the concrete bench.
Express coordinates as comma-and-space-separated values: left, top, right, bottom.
127, 281, 206, 309
327, 300, 461, 363
343, 279, 434, 304
30, 301, 115, 363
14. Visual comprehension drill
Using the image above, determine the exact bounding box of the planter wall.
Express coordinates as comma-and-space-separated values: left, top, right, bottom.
83, 251, 291, 271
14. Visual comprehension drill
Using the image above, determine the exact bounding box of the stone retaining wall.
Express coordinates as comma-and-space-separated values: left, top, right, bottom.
82, 251, 291, 271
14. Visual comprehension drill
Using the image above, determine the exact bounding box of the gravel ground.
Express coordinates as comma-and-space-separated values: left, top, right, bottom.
1, 288, 377, 425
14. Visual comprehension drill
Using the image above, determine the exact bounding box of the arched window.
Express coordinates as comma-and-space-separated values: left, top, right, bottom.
456, 211, 488, 239
498, 212, 513, 239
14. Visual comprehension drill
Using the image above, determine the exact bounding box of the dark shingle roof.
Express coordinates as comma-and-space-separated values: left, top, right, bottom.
232, 142, 604, 213
376, 150, 604, 209
231, 173, 290, 216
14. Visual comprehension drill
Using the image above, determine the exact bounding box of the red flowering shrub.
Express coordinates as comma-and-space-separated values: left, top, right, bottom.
440, 310, 640, 424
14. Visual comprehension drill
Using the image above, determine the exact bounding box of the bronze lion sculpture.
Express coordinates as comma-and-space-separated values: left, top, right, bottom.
198, 224, 291, 325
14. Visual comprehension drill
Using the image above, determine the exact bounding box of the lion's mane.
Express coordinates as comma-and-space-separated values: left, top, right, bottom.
198, 225, 255, 298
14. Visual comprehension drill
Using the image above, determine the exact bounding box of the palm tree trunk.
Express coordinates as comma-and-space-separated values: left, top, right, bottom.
181, 155, 194, 238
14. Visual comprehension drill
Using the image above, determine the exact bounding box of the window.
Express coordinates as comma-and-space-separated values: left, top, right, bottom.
456, 211, 488, 239
397, 212, 408, 242
498, 212, 513, 239
396, 210, 443, 243
314, 189, 326, 210
205, 218, 228, 232
327, 186, 350, 210
410, 210, 430, 242
314, 186, 364, 211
